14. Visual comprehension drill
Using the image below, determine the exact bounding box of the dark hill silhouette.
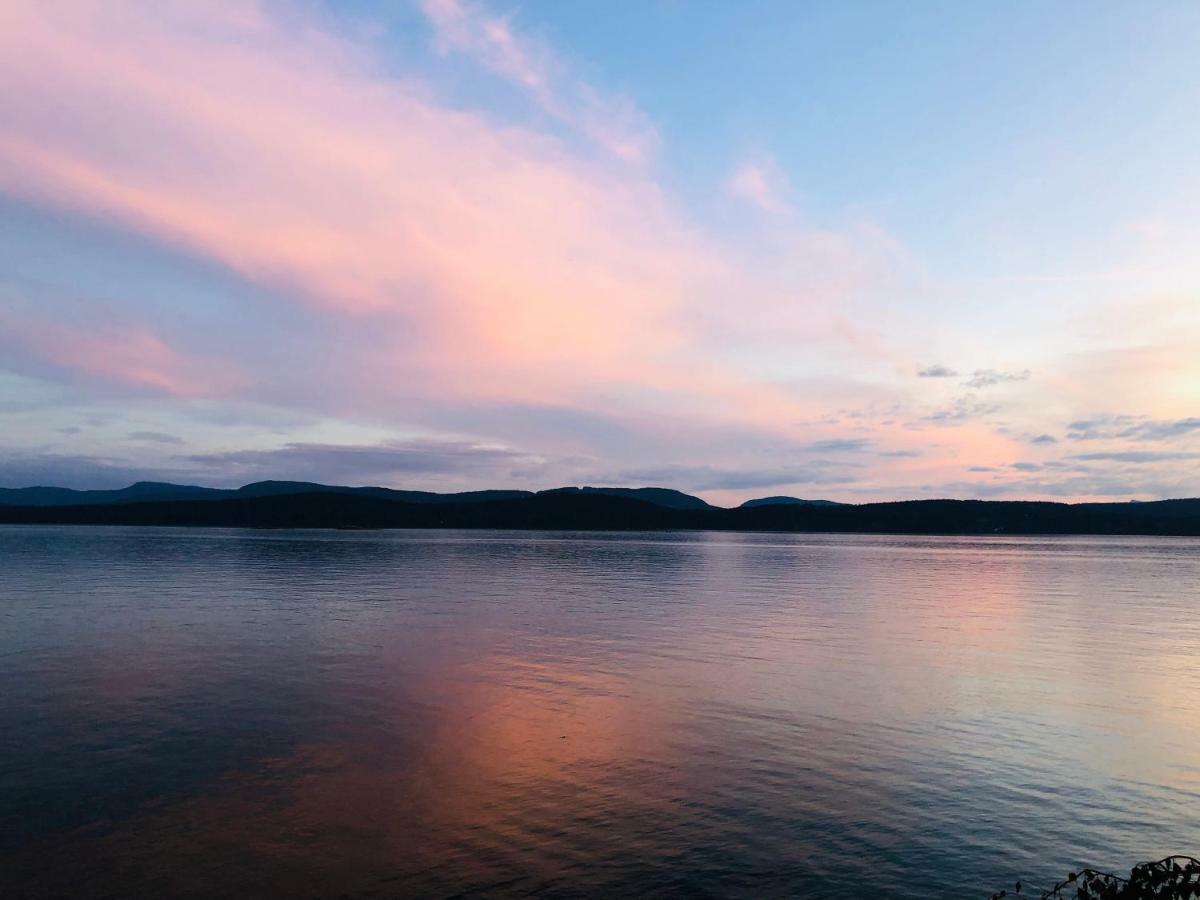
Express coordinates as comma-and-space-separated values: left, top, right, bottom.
2, 491, 1200, 535
0, 480, 711, 509
739, 495, 841, 508
231, 481, 534, 505
537, 485, 713, 509
0, 481, 227, 506
0, 480, 534, 507
0, 491, 682, 530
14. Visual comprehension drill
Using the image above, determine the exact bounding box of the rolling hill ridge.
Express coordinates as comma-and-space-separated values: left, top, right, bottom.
2, 487, 1199, 535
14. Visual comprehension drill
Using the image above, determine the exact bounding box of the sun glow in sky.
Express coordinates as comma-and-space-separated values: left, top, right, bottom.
1, 0, 1198, 503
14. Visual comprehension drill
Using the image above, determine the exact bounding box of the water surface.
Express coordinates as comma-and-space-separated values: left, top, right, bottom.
2, 526, 1199, 898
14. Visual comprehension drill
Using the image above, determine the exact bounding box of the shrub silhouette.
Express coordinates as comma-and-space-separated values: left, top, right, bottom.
991, 856, 1200, 899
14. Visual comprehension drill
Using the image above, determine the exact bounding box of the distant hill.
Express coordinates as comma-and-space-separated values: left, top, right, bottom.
739, 496, 842, 508
231, 481, 534, 506
0, 481, 227, 507
3, 492, 1200, 536
0, 480, 711, 511
0, 480, 534, 507
538, 486, 713, 510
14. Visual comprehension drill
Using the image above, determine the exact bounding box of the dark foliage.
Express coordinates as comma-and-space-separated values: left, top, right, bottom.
2, 491, 1200, 534
991, 856, 1200, 899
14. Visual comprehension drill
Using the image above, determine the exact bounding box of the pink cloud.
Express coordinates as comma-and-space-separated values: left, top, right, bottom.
0, 1, 851, 429
726, 158, 792, 215
0, 309, 244, 398
0, 0, 1030, 499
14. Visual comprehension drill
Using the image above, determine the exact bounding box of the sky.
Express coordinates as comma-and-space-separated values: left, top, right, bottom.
1, 0, 1198, 505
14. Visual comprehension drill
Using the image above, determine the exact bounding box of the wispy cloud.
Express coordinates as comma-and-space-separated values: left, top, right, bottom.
187, 439, 539, 482
127, 431, 185, 445
0, 307, 243, 398
1065, 415, 1139, 441
917, 364, 958, 378
418, 0, 659, 163
1066, 415, 1200, 442
805, 437, 872, 453
1, 1, 1194, 504
0, 439, 543, 489
0, 0, 873, 441
1127, 418, 1200, 442
962, 369, 1031, 389
725, 157, 792, 214
921, 396, 1000, 424
1068, 451, 1200, 463
613, 463, 856, 491
0, 452, 178, 490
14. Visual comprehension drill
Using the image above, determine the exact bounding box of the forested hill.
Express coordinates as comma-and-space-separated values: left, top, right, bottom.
2, 492, 1199, 535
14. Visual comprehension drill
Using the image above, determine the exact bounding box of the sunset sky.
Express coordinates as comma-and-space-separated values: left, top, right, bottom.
1, 0, 1198, 504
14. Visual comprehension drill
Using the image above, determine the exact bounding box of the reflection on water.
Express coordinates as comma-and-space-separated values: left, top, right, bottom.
2, 527, 1199, 898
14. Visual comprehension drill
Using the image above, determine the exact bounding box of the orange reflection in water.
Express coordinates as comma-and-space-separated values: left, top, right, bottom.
9, 650, 679, 899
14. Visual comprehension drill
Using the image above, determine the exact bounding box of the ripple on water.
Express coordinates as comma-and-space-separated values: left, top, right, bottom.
1, 526, 1199, 898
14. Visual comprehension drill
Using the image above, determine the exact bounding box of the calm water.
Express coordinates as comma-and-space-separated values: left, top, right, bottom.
2, 527, 1199, 899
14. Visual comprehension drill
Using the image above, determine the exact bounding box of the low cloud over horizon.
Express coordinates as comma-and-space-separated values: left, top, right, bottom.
1, 1, 1198, 504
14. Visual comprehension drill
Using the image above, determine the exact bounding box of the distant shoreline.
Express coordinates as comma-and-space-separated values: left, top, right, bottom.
3, 491, 1200, 536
